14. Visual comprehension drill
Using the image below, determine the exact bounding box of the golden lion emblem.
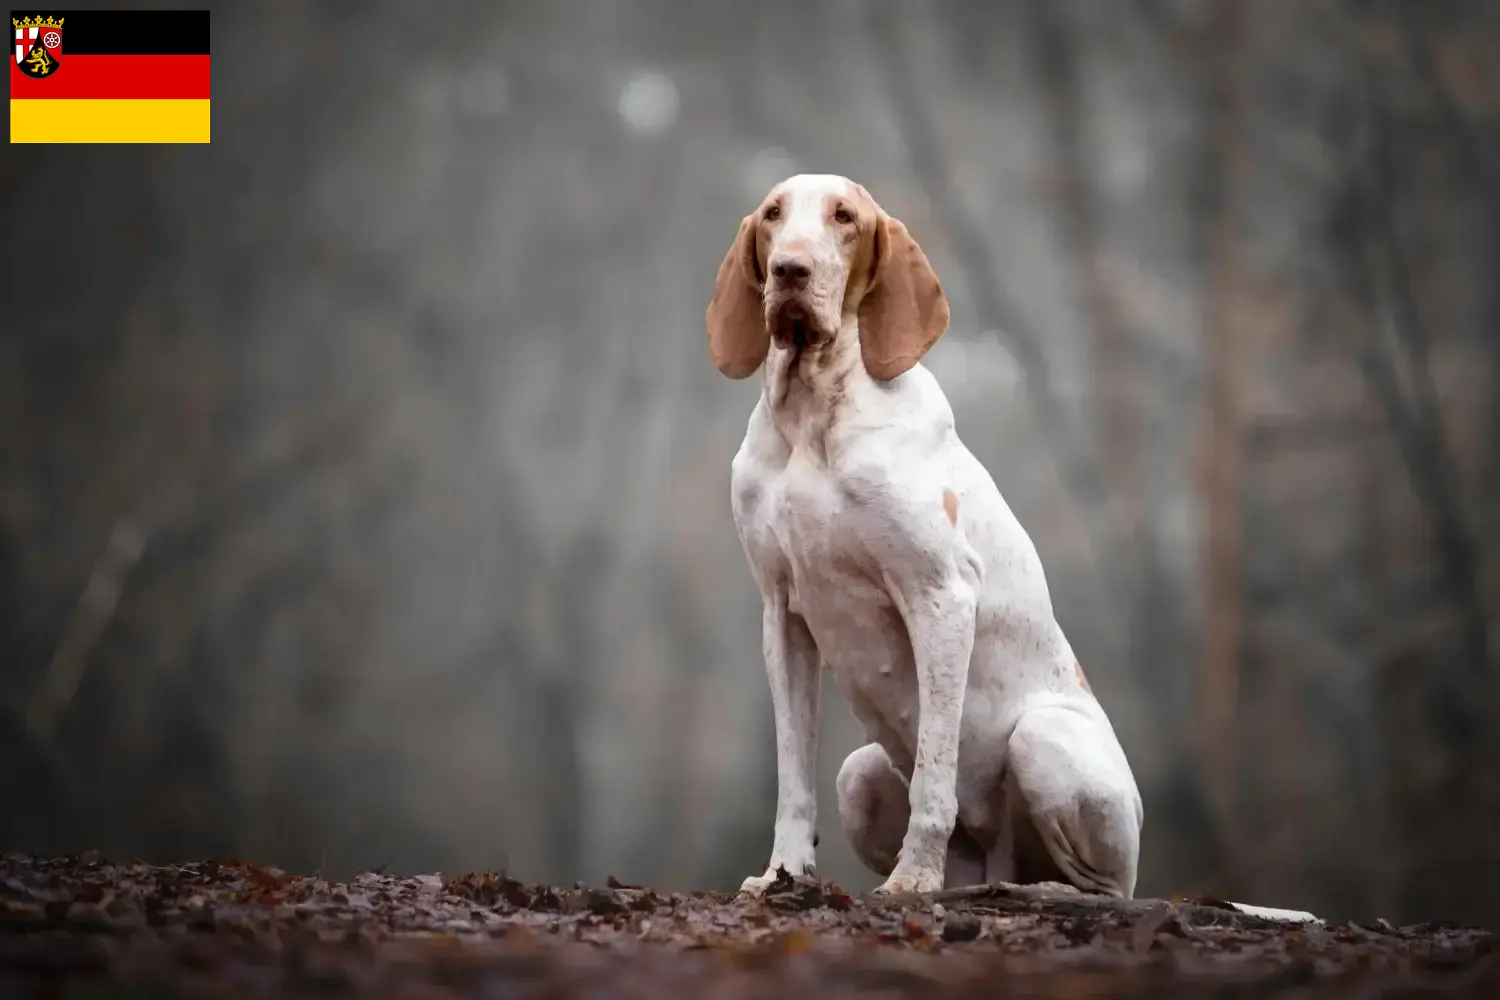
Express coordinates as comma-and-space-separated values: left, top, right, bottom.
24, 45, 54, 76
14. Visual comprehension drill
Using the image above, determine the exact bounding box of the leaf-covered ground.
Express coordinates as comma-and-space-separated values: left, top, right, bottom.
2, 854, 1497, 998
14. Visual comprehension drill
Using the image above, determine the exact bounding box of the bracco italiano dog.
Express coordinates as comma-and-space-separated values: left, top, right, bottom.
707, 174, 1143, 898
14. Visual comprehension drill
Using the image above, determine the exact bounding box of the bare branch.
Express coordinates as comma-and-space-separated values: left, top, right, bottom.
25, 518, 149, 746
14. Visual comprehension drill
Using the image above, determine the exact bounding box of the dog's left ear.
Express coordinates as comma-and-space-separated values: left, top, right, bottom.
857, 207, 949, 382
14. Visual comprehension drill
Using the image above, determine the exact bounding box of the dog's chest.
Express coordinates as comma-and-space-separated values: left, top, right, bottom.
741, 455, 917, 725
753, 457, 862, 604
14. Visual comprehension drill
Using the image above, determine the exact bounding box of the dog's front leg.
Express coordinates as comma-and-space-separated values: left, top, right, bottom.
739, 593, 821, 896
873, 574, 977, 895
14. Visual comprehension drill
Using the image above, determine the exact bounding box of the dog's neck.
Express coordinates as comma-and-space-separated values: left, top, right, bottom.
762, 320, 867, 464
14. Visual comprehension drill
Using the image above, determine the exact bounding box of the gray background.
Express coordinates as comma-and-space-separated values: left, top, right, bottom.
3, 0, 1499, 925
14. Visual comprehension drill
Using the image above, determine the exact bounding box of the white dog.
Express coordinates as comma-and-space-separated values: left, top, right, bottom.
707, 174, 1143, 898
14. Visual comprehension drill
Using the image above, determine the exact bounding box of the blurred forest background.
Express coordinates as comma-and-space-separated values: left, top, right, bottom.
3, 0, 1499, 925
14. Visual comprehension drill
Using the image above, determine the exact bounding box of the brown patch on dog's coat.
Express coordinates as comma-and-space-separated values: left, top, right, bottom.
1075, 662, 1093, 695
942, 488, 959, 526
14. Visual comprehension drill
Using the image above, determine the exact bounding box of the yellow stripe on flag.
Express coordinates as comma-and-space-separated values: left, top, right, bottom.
10, 99, 210, 143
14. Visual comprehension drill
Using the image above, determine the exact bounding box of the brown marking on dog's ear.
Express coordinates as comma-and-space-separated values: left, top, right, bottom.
706, 213, 769, 379
856, 202, 949, 382
1075, 661, 1094, 695
942, 488, 959, 526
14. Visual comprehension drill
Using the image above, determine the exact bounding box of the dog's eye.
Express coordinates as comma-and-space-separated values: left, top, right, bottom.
764, 204, 781, 222
833, 207, 854, 225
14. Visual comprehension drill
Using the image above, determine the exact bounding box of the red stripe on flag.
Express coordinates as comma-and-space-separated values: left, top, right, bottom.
10, 54, 210, 100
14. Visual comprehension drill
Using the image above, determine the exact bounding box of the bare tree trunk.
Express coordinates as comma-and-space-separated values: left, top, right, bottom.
1345, 88, 1491, 752
1195, 0, 1250, 896
1028, 4, 1139, 565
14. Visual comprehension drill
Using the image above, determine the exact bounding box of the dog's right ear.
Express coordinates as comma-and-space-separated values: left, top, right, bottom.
706, 214, 769, 379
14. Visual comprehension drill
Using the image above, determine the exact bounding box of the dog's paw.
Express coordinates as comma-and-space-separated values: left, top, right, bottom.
738, 862, 814, 897
872, 866, 944, 896
738, 870, 780, 897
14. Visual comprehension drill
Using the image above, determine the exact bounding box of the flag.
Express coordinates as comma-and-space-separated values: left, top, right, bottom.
11, 9, 209, 143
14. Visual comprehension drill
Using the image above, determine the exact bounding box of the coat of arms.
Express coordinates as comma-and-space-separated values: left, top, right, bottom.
13, 15, 64, 78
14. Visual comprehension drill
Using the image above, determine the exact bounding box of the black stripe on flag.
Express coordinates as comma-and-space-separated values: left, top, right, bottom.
10, 9, 209, 55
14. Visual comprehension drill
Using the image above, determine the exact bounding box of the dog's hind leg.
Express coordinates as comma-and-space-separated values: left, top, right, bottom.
1004, 706, 1142, 899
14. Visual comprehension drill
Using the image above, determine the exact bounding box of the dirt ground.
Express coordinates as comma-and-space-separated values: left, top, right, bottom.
2, 854, 1497, 998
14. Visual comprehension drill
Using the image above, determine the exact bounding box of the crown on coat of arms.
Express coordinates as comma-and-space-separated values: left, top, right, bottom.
13, 15, 65, 29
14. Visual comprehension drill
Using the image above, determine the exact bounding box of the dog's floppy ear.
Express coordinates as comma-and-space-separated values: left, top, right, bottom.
706, 214, 770, 379
857, 209, 949, 382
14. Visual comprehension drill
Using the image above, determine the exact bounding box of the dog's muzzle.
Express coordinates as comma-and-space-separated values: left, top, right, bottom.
769, 299, 830, 350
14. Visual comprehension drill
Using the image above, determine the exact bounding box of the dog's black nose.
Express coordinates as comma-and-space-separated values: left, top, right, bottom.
769, 254, 812, 286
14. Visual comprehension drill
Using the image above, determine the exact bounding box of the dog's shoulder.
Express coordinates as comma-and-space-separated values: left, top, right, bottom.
846, 362, 954, 433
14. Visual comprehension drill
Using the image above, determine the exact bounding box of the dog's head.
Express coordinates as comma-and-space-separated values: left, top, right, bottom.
705, 174, 949, 381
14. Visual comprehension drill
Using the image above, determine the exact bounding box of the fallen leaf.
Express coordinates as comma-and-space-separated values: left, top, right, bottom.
584, 889, 626, 916
941, 914, 982, 943
529, 887, 563, 912
1130, 905, 1181, 953
248, 867, 294, 891
767, 929, 816, 956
